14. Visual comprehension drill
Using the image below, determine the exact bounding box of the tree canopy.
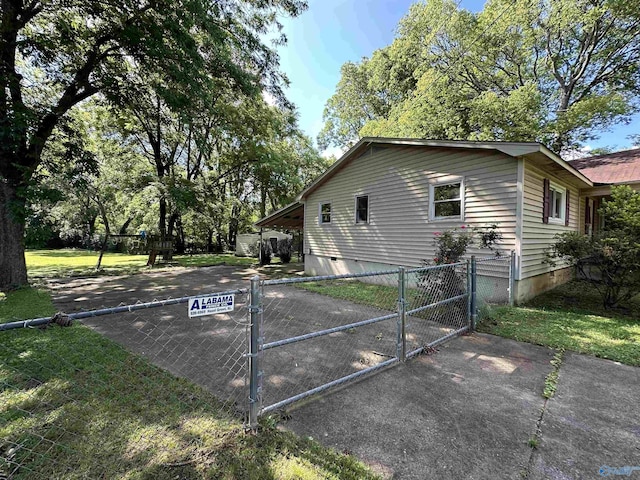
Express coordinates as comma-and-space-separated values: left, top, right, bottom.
319, 0, 640, 154
0, 0, 313, 289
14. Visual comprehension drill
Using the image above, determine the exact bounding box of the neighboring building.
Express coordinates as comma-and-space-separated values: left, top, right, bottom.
256, 138, 640, 303
235, 229, 292, 257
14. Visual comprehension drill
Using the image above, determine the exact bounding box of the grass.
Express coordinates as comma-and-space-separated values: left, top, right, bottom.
543, 351, 564, 399
477, 280, 640, 366
25, 249, 261, 280
293, 276, 640, 367
0, 289, 380, 479
295, 280, 400, 311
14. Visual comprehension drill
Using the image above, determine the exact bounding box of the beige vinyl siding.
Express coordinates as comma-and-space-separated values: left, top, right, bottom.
304, 146, 518, 268
521, 162, 579, 278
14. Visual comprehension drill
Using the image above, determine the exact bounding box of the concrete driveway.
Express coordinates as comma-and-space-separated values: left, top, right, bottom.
281, 333, 640, 480
48, 266, 640, 479
48, 264, 467, 413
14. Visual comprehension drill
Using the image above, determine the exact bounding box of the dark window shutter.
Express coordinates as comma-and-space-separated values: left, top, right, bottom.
565, 191, 570, 226
542, 178, 550, 224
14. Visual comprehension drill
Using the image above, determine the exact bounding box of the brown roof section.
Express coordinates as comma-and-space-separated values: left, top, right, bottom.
568, 148, 640, 184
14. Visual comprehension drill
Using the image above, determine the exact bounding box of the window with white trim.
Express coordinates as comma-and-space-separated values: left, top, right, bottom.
319, 202, 331, 224
548, 185, 566, 224
429, 180, 464, 220
355, 195, 369, 224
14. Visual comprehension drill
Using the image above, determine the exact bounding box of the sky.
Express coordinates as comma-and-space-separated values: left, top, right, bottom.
274, 0, 639, 157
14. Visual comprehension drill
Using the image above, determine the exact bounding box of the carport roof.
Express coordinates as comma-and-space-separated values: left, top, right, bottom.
255, 201, 304, 229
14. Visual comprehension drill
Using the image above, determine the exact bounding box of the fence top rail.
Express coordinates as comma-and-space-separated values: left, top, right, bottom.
0, 287, 249, 332
475, 254, 512, 263
262, 268, 400, 286
405, 261, 467, 274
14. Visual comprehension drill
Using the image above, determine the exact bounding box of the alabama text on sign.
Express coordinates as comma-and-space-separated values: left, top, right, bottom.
188, 294, 234, 317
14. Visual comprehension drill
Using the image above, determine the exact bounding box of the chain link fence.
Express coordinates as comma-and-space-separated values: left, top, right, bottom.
2, 255, 514, 476
404, 263, 470, 357
250, 261, 474, 422
258, 270, 401, 415
1, 289, 250, 479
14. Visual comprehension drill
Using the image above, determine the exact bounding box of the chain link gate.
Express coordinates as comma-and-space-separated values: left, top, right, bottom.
2, 254, 515, 476
246, 259, 479, 428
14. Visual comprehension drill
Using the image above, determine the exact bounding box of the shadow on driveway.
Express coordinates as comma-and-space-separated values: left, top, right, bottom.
280, 333, 640, 480
48, 267, 639, 479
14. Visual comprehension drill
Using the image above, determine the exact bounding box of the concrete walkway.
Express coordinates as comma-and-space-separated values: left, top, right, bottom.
281, 333, 640, 480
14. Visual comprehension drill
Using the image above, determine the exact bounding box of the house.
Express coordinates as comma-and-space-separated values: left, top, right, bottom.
235, 229, 292, 257
568, 148, 640, 236
256, 138, 640, 303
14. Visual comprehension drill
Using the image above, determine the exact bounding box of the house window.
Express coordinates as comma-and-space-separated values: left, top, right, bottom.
355, 195, 369, 223
319, 202, 331, 224
429, 180, 464, 220
548, 185, 566, 224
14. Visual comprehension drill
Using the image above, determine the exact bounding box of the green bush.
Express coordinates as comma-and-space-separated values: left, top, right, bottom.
276, 238, 293, 263
429, 224, 502, 265
259, 241, 272, 265
547, 186, 640, 308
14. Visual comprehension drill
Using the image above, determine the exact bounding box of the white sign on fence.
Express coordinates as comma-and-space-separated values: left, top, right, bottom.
188, 294, 234, 317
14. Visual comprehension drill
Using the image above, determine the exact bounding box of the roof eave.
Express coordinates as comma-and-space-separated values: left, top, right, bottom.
299, 137, 594, 198
537, 144, 594, 187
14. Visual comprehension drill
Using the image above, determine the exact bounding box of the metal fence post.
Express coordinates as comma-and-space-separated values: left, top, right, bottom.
466, 258, 471, 326
396, 267, 406, 362
470, 256, 477, 331
509, 250, 516, 306
248, 275, 262, 430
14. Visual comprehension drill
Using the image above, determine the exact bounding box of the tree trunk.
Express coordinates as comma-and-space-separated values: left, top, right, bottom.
260, 185, 267, 219
207, 229, 214, 253
228, 217, 238, 250
216, 231, 223, 253
0, 181, 28, 290
159, 196, 167, 240
165, 211, 180, 259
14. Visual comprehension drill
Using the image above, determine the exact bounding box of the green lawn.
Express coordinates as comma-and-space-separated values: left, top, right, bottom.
294, 276, 640, 367
25, 249, 260, 280
0, 288, 379, 479
296, 280, 400, 312
477, 280, 640, 366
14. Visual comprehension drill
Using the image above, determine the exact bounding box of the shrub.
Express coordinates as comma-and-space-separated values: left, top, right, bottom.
417, 224, 503, 324
430, 224, 502, 265
259, 241, 272, 265
547, 186, 640, 308
276, 238, 293, 264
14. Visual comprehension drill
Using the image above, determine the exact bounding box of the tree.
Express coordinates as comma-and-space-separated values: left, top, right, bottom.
548, 186, 640, 308
25, 103, 155, 249
317, 60, 393, 150
0, 0, 307, 290
321, 0, 640, 154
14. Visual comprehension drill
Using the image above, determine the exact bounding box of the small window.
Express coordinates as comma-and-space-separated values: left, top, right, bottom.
429, 180, 464, 220
355, 195, 369, 223
319, 202, 331, 224
548, 186, 566, 224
